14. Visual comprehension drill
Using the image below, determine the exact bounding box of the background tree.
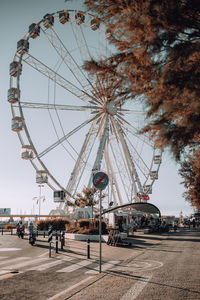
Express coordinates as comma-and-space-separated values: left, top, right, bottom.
74, 187, 104, 218
84, 0, 200, 159
82, 0, 200, 209
179, 149, 200, 210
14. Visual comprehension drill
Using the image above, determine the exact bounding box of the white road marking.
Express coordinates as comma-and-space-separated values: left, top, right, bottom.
0, 257, 29, 266
0, 248, 21, 251
126, 260, 164, 271
28, 256, 75, 271
57, 259, 95, 273
0, 256, 8, 260
38, 252, 49, 258
85, 260, 119, 274
0, 270, 10, 275
5, 257, 49, 269
47, 276, 93, 300
120, 275, 152, 300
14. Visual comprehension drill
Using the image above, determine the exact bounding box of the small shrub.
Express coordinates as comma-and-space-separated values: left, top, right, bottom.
78, 219, 90, 228
5, 224, 15, 230
36, 218, 70, 231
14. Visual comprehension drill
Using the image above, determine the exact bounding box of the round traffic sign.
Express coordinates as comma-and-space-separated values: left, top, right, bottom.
93, 171, 109, 190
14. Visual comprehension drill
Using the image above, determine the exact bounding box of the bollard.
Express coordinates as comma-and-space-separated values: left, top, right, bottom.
56, 232, 58, 253
87, 239, 90, 259
43, 231, 45, 238
61, 232, 64, 250
11, 228, 13, 235
49, 241, 52, 258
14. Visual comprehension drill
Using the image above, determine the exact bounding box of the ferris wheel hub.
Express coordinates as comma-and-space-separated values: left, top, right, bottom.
106, 101, 117, 115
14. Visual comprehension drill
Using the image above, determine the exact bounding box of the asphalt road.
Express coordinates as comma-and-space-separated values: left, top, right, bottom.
0, 228, 199, 300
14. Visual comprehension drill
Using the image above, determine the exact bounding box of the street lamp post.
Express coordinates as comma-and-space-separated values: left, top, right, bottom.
38, 184, 44, 219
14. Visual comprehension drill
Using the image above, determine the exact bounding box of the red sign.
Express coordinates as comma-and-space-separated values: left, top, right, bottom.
137, 192, 150, 201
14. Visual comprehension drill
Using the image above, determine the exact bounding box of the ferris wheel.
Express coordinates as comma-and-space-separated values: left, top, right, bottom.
8, 9, 162, 213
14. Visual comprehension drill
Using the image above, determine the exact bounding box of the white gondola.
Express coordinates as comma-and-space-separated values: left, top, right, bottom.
75, 12, 85, 25
17, 39, 29, 54
153, 155, 162, 164
53, 190, 65, 203
144, 185, 152, 194
9, 61, 22, 77
12, 117, 23, 132
36, 170, 48, 184
43, 14, 54, 28
59, 11, 69, 24
21, 145, 34, 160
29, 23, 40, 39
8, 88, 20, 103
90, 18, 100, 31
150, 170, 158, 180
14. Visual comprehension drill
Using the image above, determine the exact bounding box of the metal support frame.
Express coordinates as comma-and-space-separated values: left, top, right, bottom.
88, 114, 109, 187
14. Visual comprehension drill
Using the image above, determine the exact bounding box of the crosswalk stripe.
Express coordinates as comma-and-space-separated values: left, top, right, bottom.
5, 257, 49, 270
27, 256, 75, 271
57, 259, 95, 273
120, 275, 152, 300
0, 270, 10, 275
0, 257, 8, 260
85, 260, 119, 274
0, 257, 29, 266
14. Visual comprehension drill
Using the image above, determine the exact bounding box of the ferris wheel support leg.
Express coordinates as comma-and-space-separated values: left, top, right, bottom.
109, 142, 130, 202
104, 145, 123, 206
65, 120, 97, 204
88, 115, 109, 188
114, 120, 143, 201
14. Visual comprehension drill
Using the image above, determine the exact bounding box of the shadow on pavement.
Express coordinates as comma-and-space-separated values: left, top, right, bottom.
108, 269, 200, 295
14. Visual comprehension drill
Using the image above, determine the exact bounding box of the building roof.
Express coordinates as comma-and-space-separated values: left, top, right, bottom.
103, 202, 161, 217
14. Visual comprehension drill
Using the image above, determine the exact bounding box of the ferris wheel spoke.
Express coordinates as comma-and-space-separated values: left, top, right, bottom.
21, 53, 95, 103
38, 114, 98, 158
125, 135, 150, 179
18, 101, 98, 111
70, 20, 107, 105
119, 109, 146, 115
41, 27, 98, 98
116, 114, 154, 148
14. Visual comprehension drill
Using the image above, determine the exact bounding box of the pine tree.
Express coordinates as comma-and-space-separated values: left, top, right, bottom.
82, 0, 200, 209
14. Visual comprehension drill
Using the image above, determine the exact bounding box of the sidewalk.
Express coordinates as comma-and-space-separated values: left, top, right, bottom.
50, 227, 200, 300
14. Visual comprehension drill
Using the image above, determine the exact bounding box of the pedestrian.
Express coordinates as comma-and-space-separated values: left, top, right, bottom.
192, 219, 196, 228
188, 219, 191, 229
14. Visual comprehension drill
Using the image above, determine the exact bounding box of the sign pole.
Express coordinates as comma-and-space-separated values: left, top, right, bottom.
92, 171, 109, 274
99, 189, 102, 273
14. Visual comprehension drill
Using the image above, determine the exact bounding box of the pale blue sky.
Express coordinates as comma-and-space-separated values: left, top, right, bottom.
0, 0, 194, 217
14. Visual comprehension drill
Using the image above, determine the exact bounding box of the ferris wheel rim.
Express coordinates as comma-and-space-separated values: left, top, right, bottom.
9, 9, 162, 208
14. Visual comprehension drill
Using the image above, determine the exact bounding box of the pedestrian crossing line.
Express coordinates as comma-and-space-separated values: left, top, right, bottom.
85, 260, 120, 274
0, 256, 8, 260
57, 259, 95, 273
0, 257, 29, 267
4, 257, 49, 270
27, 256, 75, 271
0, 270, 10, 276
120, 275, 152, 300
